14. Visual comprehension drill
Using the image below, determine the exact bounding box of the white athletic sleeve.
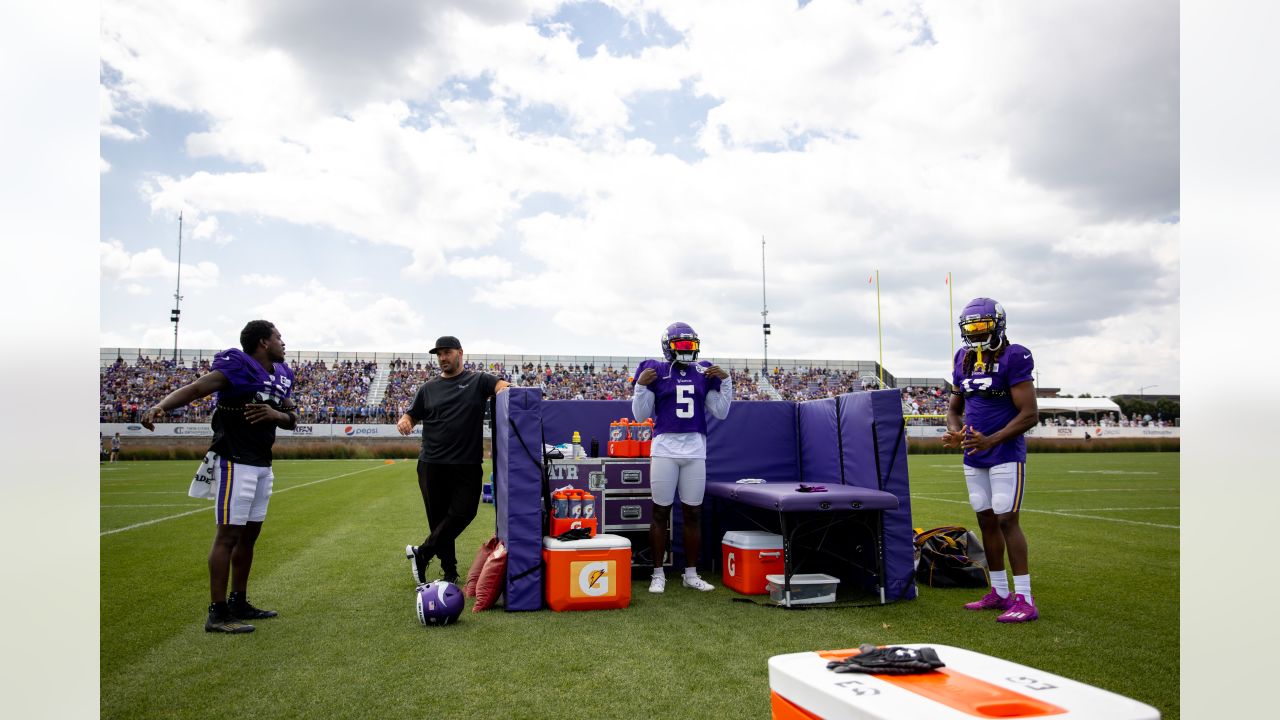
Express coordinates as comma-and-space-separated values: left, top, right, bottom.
632, 383, 655, 421
706, 378, 732, 419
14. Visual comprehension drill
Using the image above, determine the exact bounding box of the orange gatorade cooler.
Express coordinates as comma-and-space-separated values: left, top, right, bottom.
542, 534, 632, 611
722, 531, 785, 595
767, 643, 1161, 719
635, 419, 654, 457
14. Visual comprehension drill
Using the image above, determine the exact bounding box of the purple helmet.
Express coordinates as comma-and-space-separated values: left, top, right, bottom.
661, 322, 700, 364
416, 580, 464, 626
958, 297, 1007, 351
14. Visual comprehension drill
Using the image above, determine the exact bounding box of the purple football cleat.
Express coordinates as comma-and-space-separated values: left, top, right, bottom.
964, 589, 1012, 611
996, 593, 1039, 623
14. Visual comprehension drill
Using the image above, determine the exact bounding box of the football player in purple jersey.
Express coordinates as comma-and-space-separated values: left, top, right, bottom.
942, 298, 1041, 623
141, 320, 299, 633
632, 322, 732, 594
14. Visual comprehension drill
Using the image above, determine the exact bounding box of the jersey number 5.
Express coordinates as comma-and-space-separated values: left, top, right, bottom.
676, 385, 695, 418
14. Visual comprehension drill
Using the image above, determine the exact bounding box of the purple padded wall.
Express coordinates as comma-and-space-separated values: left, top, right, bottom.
837, 392, 878, 490
705, 401, 798, 486
838, 389, 917, 601
493, 387, 545, 611
539, 399, 632, 453
797, 397, 841, 484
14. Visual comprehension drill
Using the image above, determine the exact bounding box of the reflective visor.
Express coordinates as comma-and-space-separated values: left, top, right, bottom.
670, 339, 699, 351
960, 319, 996, 335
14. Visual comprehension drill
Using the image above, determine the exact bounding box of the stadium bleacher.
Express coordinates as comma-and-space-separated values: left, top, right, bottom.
99, 349, 946, 423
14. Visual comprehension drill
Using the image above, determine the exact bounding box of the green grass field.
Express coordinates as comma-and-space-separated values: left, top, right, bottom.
101, 453, 1178, 719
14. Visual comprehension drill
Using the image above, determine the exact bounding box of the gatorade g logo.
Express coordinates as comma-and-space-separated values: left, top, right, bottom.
570, 560, 613, 598
728, 551, 737, 577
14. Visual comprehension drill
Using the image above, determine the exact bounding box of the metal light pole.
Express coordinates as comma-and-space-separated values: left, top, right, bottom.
1139, 384, 1157, 397
761, 236, 770, 374
170, 212, 184, 363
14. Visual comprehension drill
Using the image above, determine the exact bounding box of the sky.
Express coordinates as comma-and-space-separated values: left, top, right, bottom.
99, 0, 1179, 396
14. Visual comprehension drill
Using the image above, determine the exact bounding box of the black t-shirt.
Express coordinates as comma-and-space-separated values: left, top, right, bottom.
210, 392, 285, 467
407, 370, 500, 464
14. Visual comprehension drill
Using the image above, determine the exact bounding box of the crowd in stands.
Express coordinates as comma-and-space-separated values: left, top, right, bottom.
100, 354, 387, 424
516, 362, 631, 400
101, 355, 958, 425
377, 358, 440, 420
901, 385, 950, 424
100, 356, 215, 422
1041, 414, 1173, 428
290, 359, 379, 423
767, 366, 867, 402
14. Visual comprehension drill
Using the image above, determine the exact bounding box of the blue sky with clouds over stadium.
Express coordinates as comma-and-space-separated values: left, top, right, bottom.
99, 0, 1178, 397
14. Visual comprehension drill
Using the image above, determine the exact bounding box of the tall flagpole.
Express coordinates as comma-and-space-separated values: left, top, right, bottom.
875, 269, 883, 387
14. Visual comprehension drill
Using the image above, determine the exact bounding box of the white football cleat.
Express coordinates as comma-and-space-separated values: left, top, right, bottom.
649, 574, 666, 593
682, 574, 715, 592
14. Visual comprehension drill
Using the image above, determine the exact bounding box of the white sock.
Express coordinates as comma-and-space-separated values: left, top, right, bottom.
989, 571, 1010, 598
653, 568, 665, 579
1013, 574, 1032, 602
683, 567, 698, 579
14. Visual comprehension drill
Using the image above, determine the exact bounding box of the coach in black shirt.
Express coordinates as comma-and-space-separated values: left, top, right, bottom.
398, 335, 509, 585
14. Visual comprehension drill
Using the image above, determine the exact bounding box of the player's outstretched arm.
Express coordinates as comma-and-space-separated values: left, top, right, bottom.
141, 371, 229, 431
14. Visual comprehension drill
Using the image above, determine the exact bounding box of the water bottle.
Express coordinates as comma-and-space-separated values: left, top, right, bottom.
571, 431, 583, 459
552, 490, 569, 520
636, 419, 654, 457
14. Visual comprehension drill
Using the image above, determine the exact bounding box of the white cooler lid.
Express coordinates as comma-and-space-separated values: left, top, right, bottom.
723, 530, 784, 550
765, 573, 839, 585
543, 533, 632, 550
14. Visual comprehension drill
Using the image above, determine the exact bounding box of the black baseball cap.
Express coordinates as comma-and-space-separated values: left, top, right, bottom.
430, 336, 463, 354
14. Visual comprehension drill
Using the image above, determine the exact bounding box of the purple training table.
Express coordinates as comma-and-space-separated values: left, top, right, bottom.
706, 481, 900, 606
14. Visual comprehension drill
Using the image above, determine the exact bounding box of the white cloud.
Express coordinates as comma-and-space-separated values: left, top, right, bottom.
99, 0, 1179, 395
99, 239, 220, 289
241, 273, 286, 287
252, 280, 435, 351
448, 255, 513, 279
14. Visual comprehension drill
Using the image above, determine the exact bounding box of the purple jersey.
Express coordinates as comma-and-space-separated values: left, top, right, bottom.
634, 359, 723, 436
952, 343, 1034, 468
209, 348, 295, 466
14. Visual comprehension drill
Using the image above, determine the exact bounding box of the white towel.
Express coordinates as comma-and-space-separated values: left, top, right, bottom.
189, 451, 216, 499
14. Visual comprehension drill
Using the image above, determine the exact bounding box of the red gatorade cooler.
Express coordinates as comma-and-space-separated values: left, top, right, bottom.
542, 534, 632, 611
722, 531, 785, 595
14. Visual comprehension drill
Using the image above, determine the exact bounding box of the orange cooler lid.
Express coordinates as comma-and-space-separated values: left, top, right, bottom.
543, 533, 631, 551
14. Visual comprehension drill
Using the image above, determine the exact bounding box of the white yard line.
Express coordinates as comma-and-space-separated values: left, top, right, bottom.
1050, 506, 1179, 512
102, 504, 203, 508
910, 486, 1175, 493
100, 462, 393, 536
912, 495, 1179, 529
1065, 470, 1159, 475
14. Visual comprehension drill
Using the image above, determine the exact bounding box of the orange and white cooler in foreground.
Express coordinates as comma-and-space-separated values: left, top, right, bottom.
542, 533, 632, 612
722, 530, 785, 595
768, 644, 1160, 719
